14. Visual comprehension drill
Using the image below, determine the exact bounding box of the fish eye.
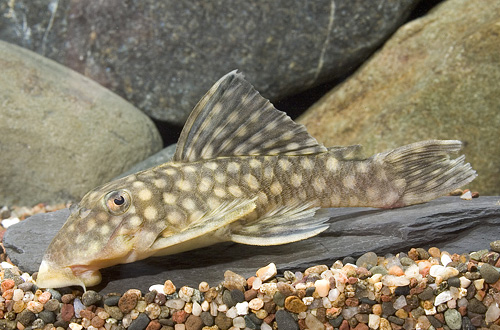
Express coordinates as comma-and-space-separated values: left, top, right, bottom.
104, 190, 131, 215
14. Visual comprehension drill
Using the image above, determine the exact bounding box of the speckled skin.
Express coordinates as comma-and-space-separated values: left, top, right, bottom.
36, 72, 476, 289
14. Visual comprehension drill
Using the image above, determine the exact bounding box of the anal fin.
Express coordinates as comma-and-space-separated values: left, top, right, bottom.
230, 203, 331, 246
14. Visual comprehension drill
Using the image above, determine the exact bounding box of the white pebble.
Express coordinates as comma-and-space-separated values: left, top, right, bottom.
1, 262, 14, 269
441, 254, 452, 266
322, 297, 332, 309
368, 314, 380, 329
248, 298, 264, 310
210, 301, 218, 316
233, 316, 246, 328
201, 300, 210, 312
192, 302, 202, 316
235, 301, 249, 315
297, 312, 307, 320
434, 290, 453, 306
218, 304, 228, 312
179, 286, 194, 302
252, 277, 262, 290
447, 299, 457, 309
381, 275, 410, 287
23, 291, 34, 303
261, 322, 272, 330
174, 324, 185, 330
328, 288, 340, 302
149, 284, 164, 293
69, 323, 83, 330
486, 303, 500, 323
461, 191, 472, 200
256, 263, 277, 281
1, 217, 20, 228
226, 306, 238, 318
404, 264, 420, 279
460, 276, 471, 288
367, 273, 383, 284
302, 297, 314, 305
12, 289, 24, 302
429, 265, 459, 280
314, 279, 330, 297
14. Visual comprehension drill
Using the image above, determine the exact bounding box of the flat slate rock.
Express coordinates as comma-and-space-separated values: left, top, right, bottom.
4, 197, 500, 293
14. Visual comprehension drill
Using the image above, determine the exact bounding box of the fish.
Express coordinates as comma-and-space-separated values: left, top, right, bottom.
35, 71, 477, 289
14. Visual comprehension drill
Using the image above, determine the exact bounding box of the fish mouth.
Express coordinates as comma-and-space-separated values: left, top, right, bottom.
36, 260, 102, 290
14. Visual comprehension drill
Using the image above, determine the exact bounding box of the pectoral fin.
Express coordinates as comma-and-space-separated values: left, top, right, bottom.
150, 198, 257, 254
230, 203, 331, 246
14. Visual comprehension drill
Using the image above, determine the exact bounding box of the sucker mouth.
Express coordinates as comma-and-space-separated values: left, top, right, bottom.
36, 260, 102, 291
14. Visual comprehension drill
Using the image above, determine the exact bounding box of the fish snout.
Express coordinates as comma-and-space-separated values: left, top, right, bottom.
36, 260, 101, 290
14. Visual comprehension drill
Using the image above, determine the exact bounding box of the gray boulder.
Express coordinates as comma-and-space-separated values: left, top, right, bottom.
0, 0, 420, 124
4, 196, 500, 293
0, 41, 162, 205
298, 0, 500, 195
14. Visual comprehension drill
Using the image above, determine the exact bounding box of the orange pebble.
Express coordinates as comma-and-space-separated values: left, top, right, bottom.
388, 266, 404, 276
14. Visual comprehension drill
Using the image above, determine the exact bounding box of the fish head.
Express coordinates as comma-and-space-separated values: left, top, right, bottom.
36, 174, 169, 289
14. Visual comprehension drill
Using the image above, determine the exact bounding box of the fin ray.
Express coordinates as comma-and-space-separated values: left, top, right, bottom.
174, 71, 327, 162
230, 203, 331, 246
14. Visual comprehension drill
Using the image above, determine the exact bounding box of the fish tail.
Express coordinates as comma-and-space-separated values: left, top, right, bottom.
376, 140, 477, 208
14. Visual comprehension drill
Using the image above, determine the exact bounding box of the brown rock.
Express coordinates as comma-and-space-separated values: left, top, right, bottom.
284, 296, 307, 313
223, 270, 247, 291
215, 312, 233, 330
1, 279, 15, 293
298, 0, 500, 195
79, 310, 95, 320
60, 304, 75, 322
339, 320, 350, 330
185, 315, 203, 330
91, 315, 105, 328
61, 294, 76, 304
345, 298, 359, 307
172, 310, 188, 324
118, 291, 139, 314
353, 322, 369, 330
146, 320, 162, 330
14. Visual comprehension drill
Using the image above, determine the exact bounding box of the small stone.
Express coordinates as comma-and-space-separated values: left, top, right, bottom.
44, 298, 60, 312
276, 310, 299, 330
304, 265, 328, 276
172, 310, 189, 323
223, 270, 247, 291
485, 303, 500, 323
61, 293, 76, 304
146, 320, 161, 330
434, 290, 453, 306
185, 315, 203, 330
104, 305, 124, 320
305, 313, 325, 330
428, 247, 441, 258
256, 263, 277, 281
16, 309, 36, 327
38, 310, 56, 324
233, 316, 246, 328
460, 191, 472, 200
235, 301, 249, 315
26, 301, 44, 313
129, 313, 151, 330
381, 275, 410, 287
69, 323, 83, 330
480, 263, 500, 284
314, 279, 330, 298
248, 298, 264, 310
444, 308, 462, 329
82, 290, 102, 306
165, 298, 185, 310
119, 290, 139, 313
91, 315, 105, 328
61, 303, 75, 322
164, 280, 177, 295
104, 295, 121, 306
244, 314, 262, 329
357, 252, 378, 269
379, 317, 391, 330
215, 312, 232, 330
468, 298, 487, 314
145, 303, 162, 319
284, 296, 307, 313
369, 266, 388, 276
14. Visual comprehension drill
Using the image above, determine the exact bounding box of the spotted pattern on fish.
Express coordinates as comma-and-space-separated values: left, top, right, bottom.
36, 71, 477, 290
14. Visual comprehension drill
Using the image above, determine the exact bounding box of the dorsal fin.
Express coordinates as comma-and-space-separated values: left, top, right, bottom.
173, 71, 327, 162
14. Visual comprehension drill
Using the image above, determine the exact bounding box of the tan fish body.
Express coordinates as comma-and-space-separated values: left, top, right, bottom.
36, 71, 476, 289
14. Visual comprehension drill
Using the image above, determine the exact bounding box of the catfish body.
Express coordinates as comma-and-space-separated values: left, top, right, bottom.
36, 71, 476, 289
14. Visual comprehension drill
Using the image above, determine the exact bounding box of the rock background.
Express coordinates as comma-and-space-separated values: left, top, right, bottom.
298, 0, 500, 195
0, 0, 421, 125
0, 41, 162, 205
4, 197, 500, 293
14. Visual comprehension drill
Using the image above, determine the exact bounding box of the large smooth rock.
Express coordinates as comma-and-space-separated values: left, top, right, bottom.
298, 0, 500, 195
0, 41, 162, 205
0, 0, 420, 125
4, 196, 500, 293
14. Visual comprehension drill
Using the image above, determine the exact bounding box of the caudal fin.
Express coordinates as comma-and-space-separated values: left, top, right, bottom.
377, 140, 477, 207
